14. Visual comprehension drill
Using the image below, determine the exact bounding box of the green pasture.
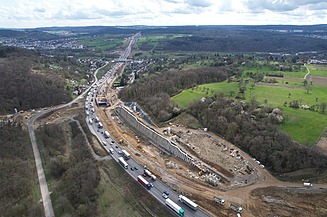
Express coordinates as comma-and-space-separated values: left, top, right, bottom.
172, 81, 327, 145
307, 64, 327, 77
79, 37, 123, 50
137, 34, 187, 50
172, 82, 239, 108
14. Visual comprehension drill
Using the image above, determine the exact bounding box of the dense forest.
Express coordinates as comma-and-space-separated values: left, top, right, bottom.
0, 123, 44, 217
0, 46, 88, 114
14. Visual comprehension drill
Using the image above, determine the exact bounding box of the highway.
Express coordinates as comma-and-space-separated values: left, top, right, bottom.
27, 32, 211, 217
86, 37, 212, 216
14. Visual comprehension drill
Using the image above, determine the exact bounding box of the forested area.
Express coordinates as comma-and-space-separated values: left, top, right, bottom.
0, 123, 44, 217
188, 95, 327, 173
37, 121, 100, 217
0, 46, 89, 114
119, 66, 240, 122
139, 25, 327, 53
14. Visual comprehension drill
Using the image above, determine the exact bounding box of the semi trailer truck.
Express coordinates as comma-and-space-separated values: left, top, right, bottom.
179, 195, 198, 211
165, 198, 184, 216
137, 175, 151, 189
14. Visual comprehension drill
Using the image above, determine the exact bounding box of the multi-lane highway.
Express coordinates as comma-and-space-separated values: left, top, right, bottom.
85, 38, 212, 216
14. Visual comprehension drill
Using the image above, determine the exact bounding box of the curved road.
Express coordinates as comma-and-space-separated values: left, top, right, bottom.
27, 35, 136, 217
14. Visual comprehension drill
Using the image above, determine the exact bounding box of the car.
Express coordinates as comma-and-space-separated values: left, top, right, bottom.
102, 141, 107, 146
162, 193, 168, 199
131, 167, 134, 171
163, 191, 169, 195
142, 173, 146, 177
111, 141, 115, 144
134, 167, 138, 170
260, 164, 265, 169
118, 151, 122, 154
115, 145, 118, 148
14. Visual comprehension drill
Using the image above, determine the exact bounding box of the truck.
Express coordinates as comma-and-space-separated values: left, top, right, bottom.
179, 195, 198, 211
104, 131, 110, 138
213, 196, 225, 205
118, 157, 128, 169
229, 204, 243, 214
144, 168, 152, 177
137, 175, 151, 189
303, 182, 313, 187
121, 149, 131, 160
165, 198, 184, 216
151, 174, 157, 181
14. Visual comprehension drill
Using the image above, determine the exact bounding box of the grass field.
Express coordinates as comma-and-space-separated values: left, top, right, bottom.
137, 34, 187, 51
307, 64, 327, 76
172, 81, 327, 145
97, 161, 171, 217
79, 36, 124, 51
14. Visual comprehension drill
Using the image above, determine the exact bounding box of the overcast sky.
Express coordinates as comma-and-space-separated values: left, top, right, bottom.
1, 0, 327, 28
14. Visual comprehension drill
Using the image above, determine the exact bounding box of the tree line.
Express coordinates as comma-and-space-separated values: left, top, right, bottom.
119, 66, 239, 122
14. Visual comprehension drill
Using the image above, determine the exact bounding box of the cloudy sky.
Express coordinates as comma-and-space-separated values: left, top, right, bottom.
1, 0, 327, 28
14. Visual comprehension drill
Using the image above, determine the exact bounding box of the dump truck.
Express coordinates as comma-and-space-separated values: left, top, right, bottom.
229, 204, 243, 213
213, 196, 225, 205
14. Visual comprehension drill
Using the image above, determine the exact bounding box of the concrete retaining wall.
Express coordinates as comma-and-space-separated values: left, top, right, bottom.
115, 106, 194, 164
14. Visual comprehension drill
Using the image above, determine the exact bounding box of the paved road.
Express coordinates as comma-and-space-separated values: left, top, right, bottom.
28, 113, 55, 217
86, 34, 212, 216
25, 35, 136, 217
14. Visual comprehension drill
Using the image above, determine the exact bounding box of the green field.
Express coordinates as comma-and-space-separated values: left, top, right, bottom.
172, 81, 327, 145
137, 34, 187, 51
79, 36, 124, 51
307, 64, 327, 76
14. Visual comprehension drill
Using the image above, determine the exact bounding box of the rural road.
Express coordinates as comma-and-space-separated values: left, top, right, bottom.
28, 113, 55, 217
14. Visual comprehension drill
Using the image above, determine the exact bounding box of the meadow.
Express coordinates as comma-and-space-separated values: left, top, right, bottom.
172, 80, 327, 146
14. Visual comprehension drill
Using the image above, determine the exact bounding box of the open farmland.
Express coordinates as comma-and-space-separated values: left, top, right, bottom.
172, 80, 327, 146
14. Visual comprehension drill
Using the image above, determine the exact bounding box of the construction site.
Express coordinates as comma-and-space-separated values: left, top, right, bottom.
87, 64, 327, 217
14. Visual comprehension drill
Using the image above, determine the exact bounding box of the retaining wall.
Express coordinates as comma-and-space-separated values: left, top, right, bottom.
115, 106, 193, 164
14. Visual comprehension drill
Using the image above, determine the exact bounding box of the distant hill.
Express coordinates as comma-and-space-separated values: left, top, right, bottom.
0, 46, 76, 114
2, 25, 327, 52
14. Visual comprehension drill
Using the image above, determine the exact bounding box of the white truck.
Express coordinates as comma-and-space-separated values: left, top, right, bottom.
213, 196, 225, 205
229, 204, 243, 213
303, 182, 313, 187
179, 195, 198, 211
104, 131, 110, 138
118, 157, 128, 169
166, 198, 185, 216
